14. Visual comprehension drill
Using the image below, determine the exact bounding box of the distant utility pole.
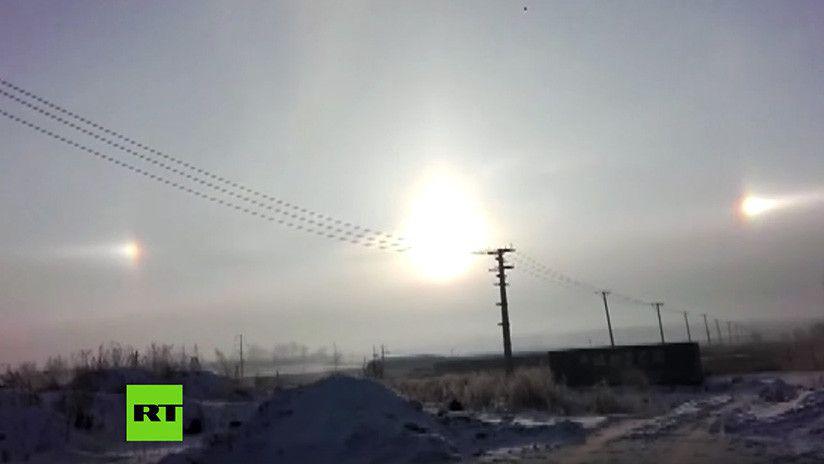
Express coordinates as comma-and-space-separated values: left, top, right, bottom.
727, 321, 733, 344
238, 334, 244, 379
600, 290, 615, 348
683, 311, 692, 342
715, 319, 723, 344
485, 247, 515, 374
653, 302, 665, 344
703, 314, 712, 345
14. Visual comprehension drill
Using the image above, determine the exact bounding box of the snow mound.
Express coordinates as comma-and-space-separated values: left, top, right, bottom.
757, 378, 798, 403
0, 390, 65, 462
163, 375, 455, 463
162, 375, 584, 464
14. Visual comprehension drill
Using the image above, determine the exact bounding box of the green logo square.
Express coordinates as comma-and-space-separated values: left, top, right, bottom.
126, 384, 183, 442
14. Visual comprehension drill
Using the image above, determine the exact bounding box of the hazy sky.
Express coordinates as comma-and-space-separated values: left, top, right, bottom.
2, 1, 824, 365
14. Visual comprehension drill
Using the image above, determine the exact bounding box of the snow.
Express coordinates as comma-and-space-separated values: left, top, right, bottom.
722, 389, 824, 460
0, 368, 260, 463
5, 368, 824, 463
624, 395, 732, 439
475, 412, 608, 430
756, 378, 799, 403
0, 390, 66, 463
597, 373, 824, 460
161, 375, 585, 464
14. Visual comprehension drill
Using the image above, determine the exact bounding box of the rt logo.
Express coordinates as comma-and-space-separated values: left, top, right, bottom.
126, 384, 183, 442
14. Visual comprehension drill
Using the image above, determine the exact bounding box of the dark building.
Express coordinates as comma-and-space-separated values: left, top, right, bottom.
547, 342, 704, 386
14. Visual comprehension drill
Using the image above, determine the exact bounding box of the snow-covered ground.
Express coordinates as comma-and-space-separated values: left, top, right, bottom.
160, 376, 585, 464
607, 372, 824, 462
0, 368, 259, 463
719, 379, 824, 460
623, 394, 733, 439
0, 389, 67, 463
3, 370, 824, 463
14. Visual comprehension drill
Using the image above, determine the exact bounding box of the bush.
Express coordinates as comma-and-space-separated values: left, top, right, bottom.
3, 342, 207, 395
1, 362, 42, 392
389, 367, 649, 415
583, 381, 645, 414
506, 368, 552, 410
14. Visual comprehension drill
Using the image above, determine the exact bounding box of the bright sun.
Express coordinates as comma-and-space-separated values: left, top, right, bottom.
740, 195, 779, 218
401, 172, 489, 282
738, 190, 824, 221
120, 241, 141, 263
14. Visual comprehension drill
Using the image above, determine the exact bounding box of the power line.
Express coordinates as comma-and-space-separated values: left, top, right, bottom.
513, 251, 651, 306
512, 249, 746, 346
510, 252, 601, 293
0, 84, 404, 250
0, 107, 404, 251
2, 77, 756, 349
0, 78, 406, 250
514, 250, 721, 319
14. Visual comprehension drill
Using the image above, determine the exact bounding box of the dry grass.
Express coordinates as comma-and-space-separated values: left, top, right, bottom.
389, 367, 650, 415
1, 342, 201, 392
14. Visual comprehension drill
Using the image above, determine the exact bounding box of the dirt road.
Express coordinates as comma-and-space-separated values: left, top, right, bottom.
529, 418, 772, 464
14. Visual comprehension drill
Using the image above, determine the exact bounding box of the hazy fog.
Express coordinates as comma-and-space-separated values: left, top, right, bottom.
2, 1, 823, 364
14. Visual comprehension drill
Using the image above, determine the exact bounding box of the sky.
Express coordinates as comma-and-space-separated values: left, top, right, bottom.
2, 1, 824, 365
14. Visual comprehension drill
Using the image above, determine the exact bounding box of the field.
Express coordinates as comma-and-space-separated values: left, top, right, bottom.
3, 329, 824, 463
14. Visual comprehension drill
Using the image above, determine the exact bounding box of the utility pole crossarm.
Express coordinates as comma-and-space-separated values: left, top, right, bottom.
484, 247, 516, 256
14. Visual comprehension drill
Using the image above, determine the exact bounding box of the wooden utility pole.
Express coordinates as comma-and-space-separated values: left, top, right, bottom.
683, 311, 692, 342
238, 334, 244, 379
600, 290, 615, 348
653, 303, 665, 344
486, 248, 515, 374
727, 321, 733, 344
703, 314, 712, 345
715, 319, 723, 344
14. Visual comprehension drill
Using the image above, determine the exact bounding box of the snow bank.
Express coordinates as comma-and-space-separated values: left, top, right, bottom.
162, 375, 584, 463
